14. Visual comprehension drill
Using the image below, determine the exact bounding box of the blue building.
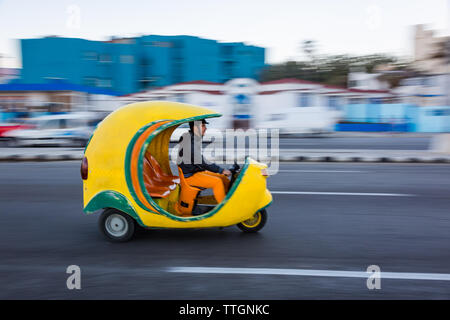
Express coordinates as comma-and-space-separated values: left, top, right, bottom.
19, 35, 266, 95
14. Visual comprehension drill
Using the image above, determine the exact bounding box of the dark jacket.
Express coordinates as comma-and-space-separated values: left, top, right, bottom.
178, 131, 224, 178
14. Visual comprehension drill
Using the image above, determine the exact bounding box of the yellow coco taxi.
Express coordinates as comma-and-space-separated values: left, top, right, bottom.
81, 101, 272, 242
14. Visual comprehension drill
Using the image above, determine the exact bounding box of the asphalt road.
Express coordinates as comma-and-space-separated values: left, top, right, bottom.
169, 135, 432, 150
0, 161, 449, 299
2, 135, 432, 150
276, 136, 431, 150
199, 135, 432, 150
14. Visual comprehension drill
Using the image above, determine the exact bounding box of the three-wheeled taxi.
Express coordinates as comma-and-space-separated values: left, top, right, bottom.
81, 101, 272, 242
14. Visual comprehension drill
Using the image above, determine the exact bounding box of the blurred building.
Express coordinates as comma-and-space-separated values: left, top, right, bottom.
0, 68, 20, 84
413, 24, 450, 75
385, 25, 450, 108
119, 78, 391, 133
348, 72, 390, 91
343, 25, 450, 132
410, 25, 450, 106
393, 74, 449, 106
18, 35, 266, 95
0, 82, 120, 119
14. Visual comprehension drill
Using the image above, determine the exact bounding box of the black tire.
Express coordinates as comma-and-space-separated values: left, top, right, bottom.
98, 208, 136, 242
237, 209, 267, 233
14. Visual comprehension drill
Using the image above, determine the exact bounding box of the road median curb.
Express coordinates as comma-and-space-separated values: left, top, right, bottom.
0, 153, 84, 162
1, 153, 450, 163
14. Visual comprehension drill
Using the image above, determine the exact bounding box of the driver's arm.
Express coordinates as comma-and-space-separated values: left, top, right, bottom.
198, 155, 225, 174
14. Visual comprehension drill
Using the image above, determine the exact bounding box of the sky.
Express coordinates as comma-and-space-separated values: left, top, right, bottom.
0, 0, 449, 68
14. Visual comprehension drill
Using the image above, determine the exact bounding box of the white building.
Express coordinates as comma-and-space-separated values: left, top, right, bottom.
348, 72, 390, 91
119, 78, 392, 133
413, 24, 449, 75
391, 25, 450, 107
392, 74, 450, 107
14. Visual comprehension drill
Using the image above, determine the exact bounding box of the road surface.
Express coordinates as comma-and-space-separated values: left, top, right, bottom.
0, 161, 449, 299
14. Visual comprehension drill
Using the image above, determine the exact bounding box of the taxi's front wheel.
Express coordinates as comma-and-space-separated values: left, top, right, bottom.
237, 209, 267, 233
99, 208, 136, 242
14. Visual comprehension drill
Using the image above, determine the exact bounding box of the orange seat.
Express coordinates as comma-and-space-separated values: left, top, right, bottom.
148, 154, 180, 184
175, 167, 201, 216
143, 157, 176, 198
144, 157, 176, 190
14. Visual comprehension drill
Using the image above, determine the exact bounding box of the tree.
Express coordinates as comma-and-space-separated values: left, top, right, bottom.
301, 40, 316, 60
260, 53, 408, 87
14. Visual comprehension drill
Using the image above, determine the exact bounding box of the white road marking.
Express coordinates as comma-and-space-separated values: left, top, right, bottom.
278, 170, 366, 173
271, 191, 415, 197
167, 267, 450, 281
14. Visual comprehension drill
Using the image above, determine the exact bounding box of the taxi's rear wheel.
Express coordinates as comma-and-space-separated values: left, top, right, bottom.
237, 209, 267, 233
99, 208, 136, 242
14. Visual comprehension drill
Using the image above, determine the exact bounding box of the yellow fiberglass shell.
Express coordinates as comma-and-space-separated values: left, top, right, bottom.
82, 101, 272, 229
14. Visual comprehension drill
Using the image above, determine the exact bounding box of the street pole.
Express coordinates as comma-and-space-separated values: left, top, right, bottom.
447, 0, 450, 106
447, 40, 450, 106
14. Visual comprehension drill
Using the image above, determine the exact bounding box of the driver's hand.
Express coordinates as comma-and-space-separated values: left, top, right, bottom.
223, 169, 232, 177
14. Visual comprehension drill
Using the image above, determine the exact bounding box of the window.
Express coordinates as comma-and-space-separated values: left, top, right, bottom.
299, 93, 311, 107
267, 114, 286, 121
428, 109, 450, 116
36, 119, 60, 130
176, 94, 185, 103
99, 54, 112, 63
120, 55, 134, 64
66, 119, 86, 128
221, 46, 233, 56
328, 96, 340, 109
149, 41, 172, 47
348, 80, 358, 87
403, 78, 419, 86
369, 98, 381, 104
98, 78, 112, 88
83, 52, 98, 61
83, 77, 98, 87
422, 77, 435, 87
349, 98, 358, 104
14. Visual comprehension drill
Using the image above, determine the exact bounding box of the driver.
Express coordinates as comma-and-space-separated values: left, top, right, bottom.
178, 120, 232, 203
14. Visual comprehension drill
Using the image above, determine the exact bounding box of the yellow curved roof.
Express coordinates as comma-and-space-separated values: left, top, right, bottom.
88, 101, 219, 150
101, 101, 219, 132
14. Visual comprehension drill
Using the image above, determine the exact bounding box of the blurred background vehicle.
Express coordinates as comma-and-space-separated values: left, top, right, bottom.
2, 112, 103, 147
0, 121, 32, 141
